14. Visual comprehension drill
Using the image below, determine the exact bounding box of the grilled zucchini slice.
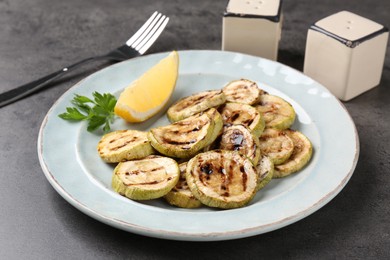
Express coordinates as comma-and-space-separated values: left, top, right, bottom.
186, 150, 258, 209
255, 94, 296, 130
164, 162, 203, 208
112, 155, 180, 200
259, 128, 294, 165
219, 124, 261, 165
97, 130, 154, 163
222, 79, 263, 105
219, 102, 265, 138
148, 108, 223, 158
274, 130, 313, 178
167, 90, 226, 122
255, 156, 274, 191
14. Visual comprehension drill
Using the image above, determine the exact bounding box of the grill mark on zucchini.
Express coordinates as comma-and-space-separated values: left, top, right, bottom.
177, 90, 221, 110
125, 177, 172, 186
172, 126, 201, 134
154, 116, 209, 149
161, 137, 198, 146
167, 90, 226, 122
219, 102, 264, 137
243, 118, 254, 126
256, 94, 296, 130
197, 153, 247, 197
200, 162, 214, 175
231, 130, 244, 150
219, 125, 261, 165
240, 165, 247, 192
124, 166, 164, 176
230, 112, 240, 121
222, 79, 262, 105
171, 119, 208, 131
221, 162, 235, 197
221, 171, 230, 197
98, 130, 154, 163
110, 140, 134, 151
228, 82, 257, 101
106, 135, 140, 150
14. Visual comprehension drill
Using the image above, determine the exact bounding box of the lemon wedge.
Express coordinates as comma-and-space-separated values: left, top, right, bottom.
114, 51, 179, 122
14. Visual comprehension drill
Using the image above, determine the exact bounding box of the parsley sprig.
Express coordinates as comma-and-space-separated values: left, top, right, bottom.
58, 92, 117, 132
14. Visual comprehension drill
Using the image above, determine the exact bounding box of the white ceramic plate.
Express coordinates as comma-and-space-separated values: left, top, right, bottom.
38, 50, 359, 241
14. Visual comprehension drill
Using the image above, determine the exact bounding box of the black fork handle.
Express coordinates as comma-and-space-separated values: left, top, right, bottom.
0, 56, 100, 108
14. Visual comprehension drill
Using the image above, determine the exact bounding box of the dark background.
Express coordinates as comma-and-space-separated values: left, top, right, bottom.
1, 0, 389, 259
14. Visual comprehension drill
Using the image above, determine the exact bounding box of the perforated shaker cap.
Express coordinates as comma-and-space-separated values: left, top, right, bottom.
225, 0, 282, 20
314, 11, 385, 42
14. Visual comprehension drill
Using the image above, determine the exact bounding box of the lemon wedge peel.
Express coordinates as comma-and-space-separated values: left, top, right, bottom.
114, 50, 179, 123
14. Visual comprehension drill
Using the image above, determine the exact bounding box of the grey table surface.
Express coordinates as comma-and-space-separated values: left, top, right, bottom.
1, 0, 389, 259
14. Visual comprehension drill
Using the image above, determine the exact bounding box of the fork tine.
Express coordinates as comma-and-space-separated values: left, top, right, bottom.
126, 11, 159, 46
137, 17, 169, 54
135, 15, 166, 51
130, 13, 162, 49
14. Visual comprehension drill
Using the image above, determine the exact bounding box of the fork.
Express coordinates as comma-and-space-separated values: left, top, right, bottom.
0, 11, 169, 108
